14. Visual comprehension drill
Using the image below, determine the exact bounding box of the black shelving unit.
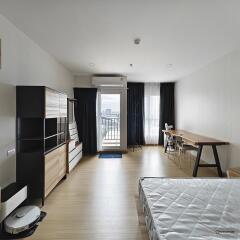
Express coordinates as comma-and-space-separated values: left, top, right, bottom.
16, 86, 68, 205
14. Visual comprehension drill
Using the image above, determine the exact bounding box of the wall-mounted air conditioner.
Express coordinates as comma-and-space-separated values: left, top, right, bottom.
92, 75, 127, 88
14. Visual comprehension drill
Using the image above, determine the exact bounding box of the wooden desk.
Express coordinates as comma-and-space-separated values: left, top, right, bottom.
163, 130, 229, 177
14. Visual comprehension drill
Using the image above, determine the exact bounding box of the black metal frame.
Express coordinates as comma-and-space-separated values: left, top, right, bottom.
193, 144, 223, 177
164, 135, 175, 153
164, 141, 173, 153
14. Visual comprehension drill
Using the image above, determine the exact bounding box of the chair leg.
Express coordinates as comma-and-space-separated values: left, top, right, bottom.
190, 152, 195, 169
189, 151, 191, 169
168, 144, 173, 159
189, 151, 197, 169
178, 148, 182, 169
165, 142, 168, 153
173, 144, 178, 161
167, 145, 170, 159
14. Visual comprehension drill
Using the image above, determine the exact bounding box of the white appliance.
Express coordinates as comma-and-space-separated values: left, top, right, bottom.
92, 75, 127, 88
4, 206, 41, 234
0, 184, 28, 223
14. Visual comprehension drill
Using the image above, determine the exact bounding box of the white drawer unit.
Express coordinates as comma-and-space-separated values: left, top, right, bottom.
67, 116, 82, 172
69, 151, 82, 172
69, 128, 78, 136
69, 144, 82, 161
69, 122, 79, 142
67, 98, 82, 173
68, 139, 75, 152
68, 142, 82, 173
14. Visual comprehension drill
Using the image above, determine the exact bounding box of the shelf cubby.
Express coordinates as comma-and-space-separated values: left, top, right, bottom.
18, 139, 44, 153
17, 118, 43, 139
45, 118, 57, 138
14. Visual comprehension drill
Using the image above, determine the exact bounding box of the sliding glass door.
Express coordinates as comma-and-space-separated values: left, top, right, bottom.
97, 90, 122, 151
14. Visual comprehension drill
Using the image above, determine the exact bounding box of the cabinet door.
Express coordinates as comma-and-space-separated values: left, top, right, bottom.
45, 148, 60, 197
58, 144, 67, 179
59, 94, 67, 117
45, 88, 60, 118
44, 144, 67, 198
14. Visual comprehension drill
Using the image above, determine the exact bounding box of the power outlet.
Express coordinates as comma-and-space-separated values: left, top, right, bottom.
7, 148, 15, 156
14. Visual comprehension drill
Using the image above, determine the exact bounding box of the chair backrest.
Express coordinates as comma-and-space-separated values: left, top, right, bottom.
165, 123, 173, 130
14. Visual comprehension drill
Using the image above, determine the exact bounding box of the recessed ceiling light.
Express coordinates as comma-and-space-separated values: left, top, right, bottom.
88, 63, 95, 68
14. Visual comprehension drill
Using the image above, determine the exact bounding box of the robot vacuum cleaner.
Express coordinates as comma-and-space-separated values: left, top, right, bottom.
4, 206, 41, 235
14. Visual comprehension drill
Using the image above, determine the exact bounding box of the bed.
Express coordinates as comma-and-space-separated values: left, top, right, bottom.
138, 177, 240, 240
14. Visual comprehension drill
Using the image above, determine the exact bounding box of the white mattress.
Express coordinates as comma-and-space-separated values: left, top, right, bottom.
139, 178, 240, 240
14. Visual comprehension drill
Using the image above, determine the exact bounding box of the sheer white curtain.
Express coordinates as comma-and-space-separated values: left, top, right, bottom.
144, 83, 160, 144
96, 90, 103, 151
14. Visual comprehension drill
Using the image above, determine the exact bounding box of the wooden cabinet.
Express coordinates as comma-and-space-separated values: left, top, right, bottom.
59, 93, 67, 117
45, 148, 60, 198
45, 144, 66, 197
58, 144, 67, 178
45, 88, 67, 118
45, 88, 60, 118
16, 86, 68, 205
16, 86, 67, 119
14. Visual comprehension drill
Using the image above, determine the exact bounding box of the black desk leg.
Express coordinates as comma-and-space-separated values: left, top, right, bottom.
164, 142, 168, 153
212, 145, 223, 177
193, 145, 203, 177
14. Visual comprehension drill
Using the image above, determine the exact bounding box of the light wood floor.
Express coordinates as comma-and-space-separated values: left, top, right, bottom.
31, 146, 217, 240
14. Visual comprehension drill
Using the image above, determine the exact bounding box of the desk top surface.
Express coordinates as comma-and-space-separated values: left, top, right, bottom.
163, 129, 229, 145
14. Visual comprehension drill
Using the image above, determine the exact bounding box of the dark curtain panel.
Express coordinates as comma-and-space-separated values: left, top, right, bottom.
159, 82, 175, 145
127, 83, 145, 146
74, 88, 97, 154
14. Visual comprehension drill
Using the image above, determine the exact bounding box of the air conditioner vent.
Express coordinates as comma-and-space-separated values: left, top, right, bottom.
92, 75, 127, 88
93, 74, 123, 78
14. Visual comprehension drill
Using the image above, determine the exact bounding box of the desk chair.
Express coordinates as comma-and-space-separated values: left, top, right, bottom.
164, 123, 174, 152
165, 132, 181, 163
164, 132, 175, 153
176, 139, 198, 168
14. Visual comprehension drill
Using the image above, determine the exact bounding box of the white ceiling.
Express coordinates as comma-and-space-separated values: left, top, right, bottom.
1, 0, 240, 82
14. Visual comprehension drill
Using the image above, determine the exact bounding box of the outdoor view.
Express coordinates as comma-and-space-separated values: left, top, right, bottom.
100, 94, 120, 148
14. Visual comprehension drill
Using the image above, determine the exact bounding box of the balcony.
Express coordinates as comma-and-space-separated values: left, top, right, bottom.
101, 116, 120, 147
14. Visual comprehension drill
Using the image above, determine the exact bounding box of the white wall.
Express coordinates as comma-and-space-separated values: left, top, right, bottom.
0, 14, 74, 187
75, 75, 93, 88
176, 48, 240, 171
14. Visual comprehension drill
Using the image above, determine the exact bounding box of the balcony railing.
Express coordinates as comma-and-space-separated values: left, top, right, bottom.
101, 116, 120, 147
